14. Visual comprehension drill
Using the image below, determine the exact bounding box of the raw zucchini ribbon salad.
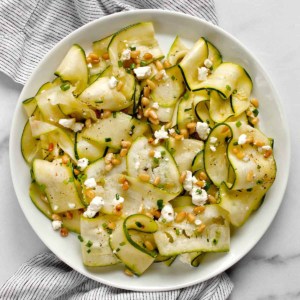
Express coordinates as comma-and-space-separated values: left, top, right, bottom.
21, 22, 276, 276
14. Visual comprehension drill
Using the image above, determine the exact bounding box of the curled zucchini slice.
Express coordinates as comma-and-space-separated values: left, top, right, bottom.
167, 36, 189, 66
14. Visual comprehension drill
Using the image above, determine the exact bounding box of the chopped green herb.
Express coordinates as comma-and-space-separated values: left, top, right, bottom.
184, 107, 192, 112
204, 182, 211, 191
212, 239, 218, 245
77, 173, 87, 183
161, 151, 166, 156
95, 99, 104, 103
126, 69, 132, 74
175, 229, 181, 235
120, 242, 126, 246
102, 223, 108, 229
196, 189, 202, 195
63, 179, 69, 185
115, 193, 120, 200
256, 179, 263, 184
130, 46, 136, 51
232, 89, 237, 94
105, 137, 112, 142
169, 148, 176, 155
112, 112, 117, 118
226, 85, 231, 91
257, 165, 261, 169
78, 235, 84, 242
86, 240, 93, 247
87, 249, 91, 254
60, 82, 70, 91
233, 141, 238, 146
130, 63, 136, 70
183, 92, 189, 100
140, 61, 147, 67
153, 157, 159, 164
253, 108, 259, 117
118, 60, 123, 67
162, 218, 167, 223
116, 248, 120, 252
135, 221, 143, 228
236, 121, 242, 128
107, 228, 113, 234
171, 75, 176, 81
39, 184, 46, 192
68, 177, 74, 183
157, 199, 164, 210
246, 188, 253, 192
175, 128, 180, 134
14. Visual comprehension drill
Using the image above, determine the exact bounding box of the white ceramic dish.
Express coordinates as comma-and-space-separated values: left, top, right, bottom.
10, 9, 290, 291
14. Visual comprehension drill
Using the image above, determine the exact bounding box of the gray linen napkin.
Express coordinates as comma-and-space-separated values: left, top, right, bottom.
0, 0, 233, 299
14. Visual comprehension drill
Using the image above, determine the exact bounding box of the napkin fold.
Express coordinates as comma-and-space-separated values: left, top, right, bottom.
0, 0, 233, 299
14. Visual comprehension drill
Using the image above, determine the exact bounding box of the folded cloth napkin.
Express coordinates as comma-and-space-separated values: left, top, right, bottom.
0, 0, 233, 299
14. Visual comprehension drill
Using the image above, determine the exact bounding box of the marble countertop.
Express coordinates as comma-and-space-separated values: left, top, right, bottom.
1, 0, 299, 299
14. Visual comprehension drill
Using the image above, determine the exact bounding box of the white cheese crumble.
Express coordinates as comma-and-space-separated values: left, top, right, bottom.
72, 122, 84, 132
210, 145, 216, 152
53, 205, 59, 211
52, 220, 62, 231
195, 219, 202, 226
77, 158, 89, 171
190, 187, 208, 206
169, 128, 175, 135
84, 177, 97, 189
262, 145, 272, 151
154, 151, 162, 159
59, 118, 75, 129
160, 69, 169, 81
68, 203, 76, 209
108, 76, 118, 89
159, 203, 174, 223
121, 48, 131, 61
112, 194, 125, 206
204, 58, 213, 69
183, 170, 198, 192
198, 67, 209, 81
196, 122, 211, 140
154, 126, 169, 143
210, 136, 218, 144
133, 66, 152, 80
238, 134, 247, 145
152, 102, 159, 109
83, 196, 104, 218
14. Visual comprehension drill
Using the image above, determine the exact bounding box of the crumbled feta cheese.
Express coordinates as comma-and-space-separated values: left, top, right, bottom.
68, 203, 76, 209
195, 219, 202, 226
262, 145, 272, 151
52, 220, 62, 231
154, 126, 169, 143
53, 205, 59, 211
154, 151, 162, 159
73, 122, 84, 132
112, 194, 125, 206
238, 134, 247, 145
152, 102, 159, 109
121, 48, 131, 61
77, 158, 89, 171
159, 203, 174, 223
183, 170, 198, 192
169, 128, 175, 135
196, 122, 210, 140
83, 196, 104, 218
190, 187, 208, 206
210, 136, 218, 144
108, 76, 118, 89
59, 118, 75, 129
204, 58, 213, 68
160, 69, 168, 81
133, 66, 152, 80
210, 145, 216, 152
198, 67, 209, 81
243, 155, 250, 162
84, 177, 97, 189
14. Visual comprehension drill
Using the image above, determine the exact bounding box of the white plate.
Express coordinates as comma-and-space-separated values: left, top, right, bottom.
10, 9, 290, 291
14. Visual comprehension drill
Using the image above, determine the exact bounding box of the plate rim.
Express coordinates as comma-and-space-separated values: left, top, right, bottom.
9, 9, 291, 291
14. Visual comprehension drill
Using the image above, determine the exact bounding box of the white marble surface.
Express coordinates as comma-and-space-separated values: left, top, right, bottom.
0, 0, 299, 299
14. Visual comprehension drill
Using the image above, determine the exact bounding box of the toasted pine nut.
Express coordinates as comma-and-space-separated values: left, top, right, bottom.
85, 118, 92, 128
246, 170, 254, 182
116, 81, 124, 91
121, 140, 131, 149
146, 79, 156, 90
133, 58, 140, 65
246, 136, 254, 144
124, 269, 134, 277
153, 176, 160, 186
102, 52, 109, 60
148, 149, 155, 157
175, 211, 186, 223
102, 110, 112, 118
91, 58, 100, 64
236, 151, 245, 160
143, 52, 153, 60
149, 117, 160, 125
61, 154, 69, 164
85, 189, 95, 199
152, 210, 161, 219
143, 107, 151, 118
148, 137, 154, 144
65, 211, 73, 220
130, 50, 140, 59
74, 169, 80, 175
193, 206, 205, 214
179, 171, 187, 184
122, 180, 130, 191
111, 158, 121, 165
145, 212, 154, 218
264, 149, 273, 158
139, 173, 150, 182
89, 53, 99, 60
208, 195, 217, 204
143, 86, 150, 97
251, 98, 259, 108
247, 110, 254, 117
195, 180, 205, 188
116, 203, 123, 211
105, 163, 113, 171
155, 60, 164, 71
144, 240, 154, 251
104, 153, 114, 164
187, 213, 196, 223
52, 214, 62, 221
155, 72, 163, 80
48, 143, 54, 152
198, 172, 208, 181
251, 117, 259, 125
107, 222, 116, 230
165, 122, 172, 129
186, 122, 196, 129
120, 148, 128, 157
174, 134, 184, 140
163, 60, 172, 68
86, 56, 92, 64
180, 129, 189, 138
196, 224, 206, 233
254, 140, 265, 147
141, 96, 150, 106
60, 227, 69, 237
149, 110, 158, 120
118, 175, 126, 184
232, 147, 238, 154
